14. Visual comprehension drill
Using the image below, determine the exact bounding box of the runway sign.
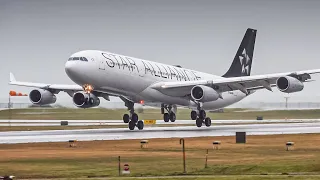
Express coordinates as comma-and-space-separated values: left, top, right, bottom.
144, 120, 156, 125
122, 163, 130, 174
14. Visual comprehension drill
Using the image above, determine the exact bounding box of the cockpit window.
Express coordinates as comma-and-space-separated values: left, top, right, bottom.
68, 57, 88, 62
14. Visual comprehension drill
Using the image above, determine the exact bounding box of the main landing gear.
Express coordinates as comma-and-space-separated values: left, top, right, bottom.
191, 103, 211, 128
122, 98, 144, 130
161, 104, 176, 122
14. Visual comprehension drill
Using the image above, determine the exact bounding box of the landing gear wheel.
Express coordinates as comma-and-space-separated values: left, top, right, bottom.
137, 120, 144, 130
131, 113, 139, 123
123, 114, 130, 123
199, 110, 206, 120
204, 117, 211, 127
169, 112, 176, 122
191, 111, 197, 120
129, 121, 135, 130
164, 113, 169, 122
196, 118, 202, 127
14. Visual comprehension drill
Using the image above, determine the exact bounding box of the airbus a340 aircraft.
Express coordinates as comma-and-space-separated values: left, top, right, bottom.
9, 28, 320, 130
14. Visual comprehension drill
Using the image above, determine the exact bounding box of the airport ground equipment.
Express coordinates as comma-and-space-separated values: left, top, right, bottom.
68, 140, 77, 147
140, 140, 149, 148
212, 141, 221, 150
286, 141, 294, 151
236, 132, 246, 143
61, 121, 68, 126
257, 116, 263, 120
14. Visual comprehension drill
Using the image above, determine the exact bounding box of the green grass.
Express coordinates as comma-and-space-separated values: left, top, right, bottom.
83, 176, 320, 180
0, 108, 319, 120
47, 176, 320, 180
1, 156, 320, 179
1, 134, 320, 179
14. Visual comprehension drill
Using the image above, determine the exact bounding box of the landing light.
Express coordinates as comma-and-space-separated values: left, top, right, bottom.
83, 84, 94, 93
139, 100, 145, 104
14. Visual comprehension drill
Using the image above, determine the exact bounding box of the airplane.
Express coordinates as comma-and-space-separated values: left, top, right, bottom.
9, 28, 320, 130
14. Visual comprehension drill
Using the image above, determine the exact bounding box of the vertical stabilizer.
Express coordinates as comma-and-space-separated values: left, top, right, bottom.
222, 28, 256, 77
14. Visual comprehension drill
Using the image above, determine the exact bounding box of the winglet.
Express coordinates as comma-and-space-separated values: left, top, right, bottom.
10, 72, 16, 82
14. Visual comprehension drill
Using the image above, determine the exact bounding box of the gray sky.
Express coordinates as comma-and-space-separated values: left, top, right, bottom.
1, 0, 320, 105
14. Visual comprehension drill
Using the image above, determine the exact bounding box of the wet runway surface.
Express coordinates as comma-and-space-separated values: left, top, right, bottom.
1, 119, 320, 126
0, 122, 319, 144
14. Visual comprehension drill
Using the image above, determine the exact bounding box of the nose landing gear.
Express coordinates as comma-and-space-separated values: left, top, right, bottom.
121, 97, 144, 130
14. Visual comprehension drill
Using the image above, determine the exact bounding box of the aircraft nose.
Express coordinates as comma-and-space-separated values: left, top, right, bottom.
65, 61, 82, 80
65, 61, 75, 76
65, 60, 87, 85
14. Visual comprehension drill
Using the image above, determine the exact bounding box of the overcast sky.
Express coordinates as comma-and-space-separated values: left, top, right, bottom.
1, 0, 320, 105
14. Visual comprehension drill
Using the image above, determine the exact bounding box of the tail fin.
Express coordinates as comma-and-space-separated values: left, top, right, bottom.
222, 28, 257, 78
10, 72, 16, 82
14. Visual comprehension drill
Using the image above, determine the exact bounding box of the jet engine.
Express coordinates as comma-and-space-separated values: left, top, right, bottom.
276, 76, 304, 93
191, 85, 220, 102
29, 89, 57, 105
72, 91, 100, 108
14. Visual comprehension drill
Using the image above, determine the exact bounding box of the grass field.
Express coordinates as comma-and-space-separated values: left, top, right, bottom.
64, 175, 320, 180
0, 108, 320, 120
16, 175, 320, 180
1, 134, 320, 179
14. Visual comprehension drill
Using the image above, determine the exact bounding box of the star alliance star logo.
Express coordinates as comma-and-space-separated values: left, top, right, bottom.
239, 48, 250, 75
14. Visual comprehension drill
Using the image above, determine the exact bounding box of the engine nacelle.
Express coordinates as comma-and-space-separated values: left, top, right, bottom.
276, 76, 304, 93
29, 89, 56, 105
191, 85, 220, 102
72, 91, 100, 108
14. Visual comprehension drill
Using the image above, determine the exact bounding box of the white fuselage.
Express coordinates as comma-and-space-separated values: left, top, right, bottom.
65, 50, 248, 110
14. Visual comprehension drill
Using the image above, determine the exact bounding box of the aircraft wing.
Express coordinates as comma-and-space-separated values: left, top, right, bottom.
9, 72, 113, 100
9, 72, 83, 92
150, 69, 320, 97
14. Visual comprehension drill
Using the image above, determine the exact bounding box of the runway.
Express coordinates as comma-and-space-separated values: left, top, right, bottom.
0, 122, 320, 144
1, 119, 320, 126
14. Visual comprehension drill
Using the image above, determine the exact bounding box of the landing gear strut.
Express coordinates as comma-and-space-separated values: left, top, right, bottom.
191, 103, 211, 128
121, 98, 144, 130
161, 104, 176, 122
